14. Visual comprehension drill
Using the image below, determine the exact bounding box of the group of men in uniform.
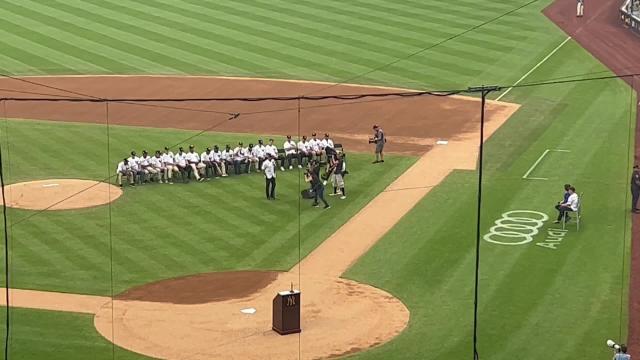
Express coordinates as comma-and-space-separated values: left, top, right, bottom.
115, 133, 339, 187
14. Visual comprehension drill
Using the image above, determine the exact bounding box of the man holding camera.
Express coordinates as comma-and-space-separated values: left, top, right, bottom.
607, 340, 631, 360
370, 125, 385, 164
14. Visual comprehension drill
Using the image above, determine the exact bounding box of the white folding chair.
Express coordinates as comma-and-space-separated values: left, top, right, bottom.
562, 192, 582, 231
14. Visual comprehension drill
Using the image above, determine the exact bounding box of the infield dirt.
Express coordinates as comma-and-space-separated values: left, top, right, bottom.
0, 76, 519, 359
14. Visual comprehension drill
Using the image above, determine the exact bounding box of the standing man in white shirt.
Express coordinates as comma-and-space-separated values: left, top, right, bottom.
116, 158, 134, 187
283, 135, 298, 170
162, 147, 177, 184
554, 186, 579, 223
262, 154, 277, 200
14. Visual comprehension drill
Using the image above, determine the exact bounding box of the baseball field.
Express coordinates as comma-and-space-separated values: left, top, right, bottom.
0, 0, 637, 359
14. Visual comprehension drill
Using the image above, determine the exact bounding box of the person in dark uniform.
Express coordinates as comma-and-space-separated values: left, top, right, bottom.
631, 165, 640, 213
370, 125, 385, 164
305, 167, 330, 209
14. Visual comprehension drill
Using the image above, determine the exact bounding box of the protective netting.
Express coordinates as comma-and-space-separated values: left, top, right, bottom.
0, 73, 636, 359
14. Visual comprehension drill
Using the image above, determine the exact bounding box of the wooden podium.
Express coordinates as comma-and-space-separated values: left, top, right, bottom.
272, 290, 301, 335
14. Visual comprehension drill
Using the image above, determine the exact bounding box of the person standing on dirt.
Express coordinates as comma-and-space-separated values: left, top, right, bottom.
631, 165, 640, 213
370, 125, 385, 164
576, 0, 584, 17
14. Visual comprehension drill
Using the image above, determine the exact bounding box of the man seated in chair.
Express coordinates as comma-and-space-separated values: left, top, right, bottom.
554, 186, 579, 223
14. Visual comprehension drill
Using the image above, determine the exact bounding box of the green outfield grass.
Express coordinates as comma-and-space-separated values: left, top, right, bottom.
0, 0, 636, 359
345, 42, 636, 359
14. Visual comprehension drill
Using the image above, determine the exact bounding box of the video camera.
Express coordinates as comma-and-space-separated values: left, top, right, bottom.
607, 339, 628, 353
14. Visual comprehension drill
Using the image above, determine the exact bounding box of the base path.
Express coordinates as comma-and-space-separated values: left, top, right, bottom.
544, 0, 640, 355
0, 179, 122, 210
0, 76, 519, 359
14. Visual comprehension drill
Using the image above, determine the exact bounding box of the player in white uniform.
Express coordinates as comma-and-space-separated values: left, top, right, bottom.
149, 150, 165, 183
162, 147, 178, 184
255, 139, 267, 170
247, 143, 260, 173
127, 151, 143, 185
323, 133, 335, 149
185, 145, 205, 181
264, 139, 279, 171
297, 136, 312, 168
221, 145, 234, 175
201, 147, 215, 180
139, 150, 159, 183
309, 133, 323, 161
116, 158, 134, 187
174, 147, 189, 183
211, 145, 228, 177
232, 142, 248, 175
283, 135, 298, 170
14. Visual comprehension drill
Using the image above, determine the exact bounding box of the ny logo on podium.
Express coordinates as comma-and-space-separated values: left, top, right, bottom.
286, 295, 296, 307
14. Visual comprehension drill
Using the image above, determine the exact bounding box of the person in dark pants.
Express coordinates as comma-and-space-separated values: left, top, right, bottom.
631, 165, 640, 213
554, 186, 578, 223
262, 154, 277, 200
370, 125, 385, 164
305, 168, 330, 209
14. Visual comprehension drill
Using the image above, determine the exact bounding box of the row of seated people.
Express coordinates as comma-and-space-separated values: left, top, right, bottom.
115, 134, 341, 186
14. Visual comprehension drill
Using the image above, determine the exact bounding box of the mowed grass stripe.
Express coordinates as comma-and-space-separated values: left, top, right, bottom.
12, 0, 214, 75
0, 1, 138, 72
8, 0, 183, 74
113, 0, 376, 80
134, 0, 395, 78
45, 0, 280, 76
80, 0, 312, 79
166, 0, 406, 62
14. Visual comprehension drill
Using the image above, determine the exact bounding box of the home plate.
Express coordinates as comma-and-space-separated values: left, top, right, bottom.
436, 140, 448, 145
240, 307, 256, 314
42, 184, 60, 188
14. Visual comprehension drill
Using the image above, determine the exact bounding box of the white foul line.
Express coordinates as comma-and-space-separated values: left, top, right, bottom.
496, 36, 572, 101
523, 149, 550, 180
522, 149, 571, 180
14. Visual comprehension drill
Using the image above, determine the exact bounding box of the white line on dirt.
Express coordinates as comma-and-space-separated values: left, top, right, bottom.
496, 36, 572, 101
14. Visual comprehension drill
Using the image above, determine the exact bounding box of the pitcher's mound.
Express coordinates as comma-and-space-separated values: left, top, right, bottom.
1, 179, 122, 210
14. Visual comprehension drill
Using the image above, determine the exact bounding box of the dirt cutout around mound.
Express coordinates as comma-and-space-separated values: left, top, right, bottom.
0, 76, 520, 359
116, 271, 280, 304
544, 0, 640, 355
0, 179, 122, 210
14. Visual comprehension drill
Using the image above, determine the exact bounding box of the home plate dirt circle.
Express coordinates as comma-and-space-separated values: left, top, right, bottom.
0, 179, 122, 210
93, 271, 410, 360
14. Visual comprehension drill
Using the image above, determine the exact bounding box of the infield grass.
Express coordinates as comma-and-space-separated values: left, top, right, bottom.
0, 119, 415, 295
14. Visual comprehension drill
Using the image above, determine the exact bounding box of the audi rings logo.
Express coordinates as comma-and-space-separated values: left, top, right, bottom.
483, 210, 549, 246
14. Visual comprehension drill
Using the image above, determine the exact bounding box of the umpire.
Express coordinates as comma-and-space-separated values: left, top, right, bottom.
632, 165, 640, 213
